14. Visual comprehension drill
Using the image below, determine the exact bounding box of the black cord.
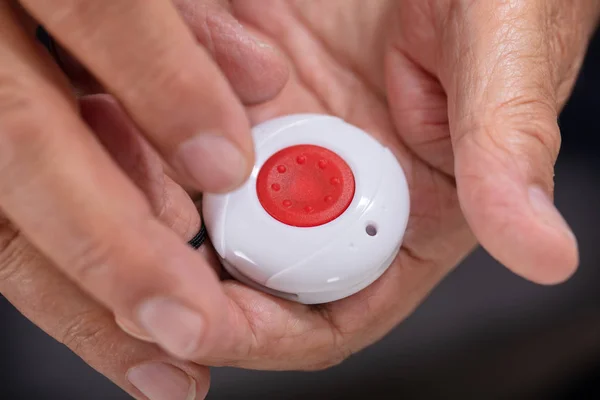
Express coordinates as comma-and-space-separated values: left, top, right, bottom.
187, 221, 207, 249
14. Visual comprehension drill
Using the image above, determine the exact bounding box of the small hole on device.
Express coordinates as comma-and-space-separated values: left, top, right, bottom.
366, 224, 378, 237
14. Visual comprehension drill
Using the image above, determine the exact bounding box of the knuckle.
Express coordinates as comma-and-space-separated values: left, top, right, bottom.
58, 308, 113, 354
118, 57, 216, 145
0, 77, 38, 119
0, 81, 51, 179
123, 58, 200, 109
66, 231, 117, 286
120, 58, 235, 145
491, 96, 561, 158
0, 216, 27, 283
0, 82, 47, 145
457, 95, 561, 166
65, 222, 156, 298
516, 121, 561, 163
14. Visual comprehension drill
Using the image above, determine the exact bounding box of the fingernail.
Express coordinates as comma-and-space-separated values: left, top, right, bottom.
115, 316, 153, 343
137, 298, 204, 359
176, 134, 247, 191
128, 363, 196, 400
528, 186, 576, 242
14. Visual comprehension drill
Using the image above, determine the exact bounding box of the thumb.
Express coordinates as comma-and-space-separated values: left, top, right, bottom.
444, 3, 580, 284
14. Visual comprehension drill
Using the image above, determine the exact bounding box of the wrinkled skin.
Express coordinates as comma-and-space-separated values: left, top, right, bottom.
1, 0, 598, 399
182, 0, 594, 369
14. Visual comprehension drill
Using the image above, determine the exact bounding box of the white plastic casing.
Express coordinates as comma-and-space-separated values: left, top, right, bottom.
202, 114, 410, 304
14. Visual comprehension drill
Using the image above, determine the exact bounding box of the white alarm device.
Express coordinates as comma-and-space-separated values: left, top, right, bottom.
202, 114, 410, 304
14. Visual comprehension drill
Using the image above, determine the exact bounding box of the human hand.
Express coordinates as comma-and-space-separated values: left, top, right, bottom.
131, 0, 595, 372
0, 94, 224, 399
0, 1, 287, 398
4, 0, 598, 397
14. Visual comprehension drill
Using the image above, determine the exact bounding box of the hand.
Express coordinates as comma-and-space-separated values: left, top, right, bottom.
140, 0, 594, 371
0, 1, 287, 398
1, 95, 221, 399
3, 0, 597, 398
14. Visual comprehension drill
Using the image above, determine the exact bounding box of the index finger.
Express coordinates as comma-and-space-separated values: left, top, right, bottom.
21, 0, 255, 193
0, 3, 230, 361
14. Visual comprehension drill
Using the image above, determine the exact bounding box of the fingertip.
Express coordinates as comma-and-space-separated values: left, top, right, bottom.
458, 173, 579, 285
521, 186, 579, 285
181, 4, 290, 105
224, 33, 290, 104
127, 362, 209, 400
504, 219, 579, 286
174, 133, 253, 194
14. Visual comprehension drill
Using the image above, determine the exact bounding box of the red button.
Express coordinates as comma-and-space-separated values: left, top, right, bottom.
256, 145, 355, 227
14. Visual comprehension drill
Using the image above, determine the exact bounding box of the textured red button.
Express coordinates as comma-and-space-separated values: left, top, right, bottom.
256, 144, 355, 227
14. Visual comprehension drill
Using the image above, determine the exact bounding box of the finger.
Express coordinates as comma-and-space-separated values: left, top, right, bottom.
16, 3, 104, 96
114, 238, 224, 344
21, 0, 254, 193
440, 2, 579, 284
79, 94, 223, 275
79, 94, 202, 241
0, 221, 211, 400
0, 4, 230, 360
385, 49, 453, 176
173, 0, 289, 104
114, 232, 224, 345
79, 94, 224, 342
33, 0, 290, 103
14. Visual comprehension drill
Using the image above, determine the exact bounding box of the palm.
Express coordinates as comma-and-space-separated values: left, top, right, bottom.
203, 0, 476, 370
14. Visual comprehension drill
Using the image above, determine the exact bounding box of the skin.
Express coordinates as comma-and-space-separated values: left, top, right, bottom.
1, 0, 599, 399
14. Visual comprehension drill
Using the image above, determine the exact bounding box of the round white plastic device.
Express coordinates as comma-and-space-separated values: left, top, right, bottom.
202, 114, 410, 304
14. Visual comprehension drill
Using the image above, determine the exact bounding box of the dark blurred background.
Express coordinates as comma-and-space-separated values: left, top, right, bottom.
3, 28, 600, 400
